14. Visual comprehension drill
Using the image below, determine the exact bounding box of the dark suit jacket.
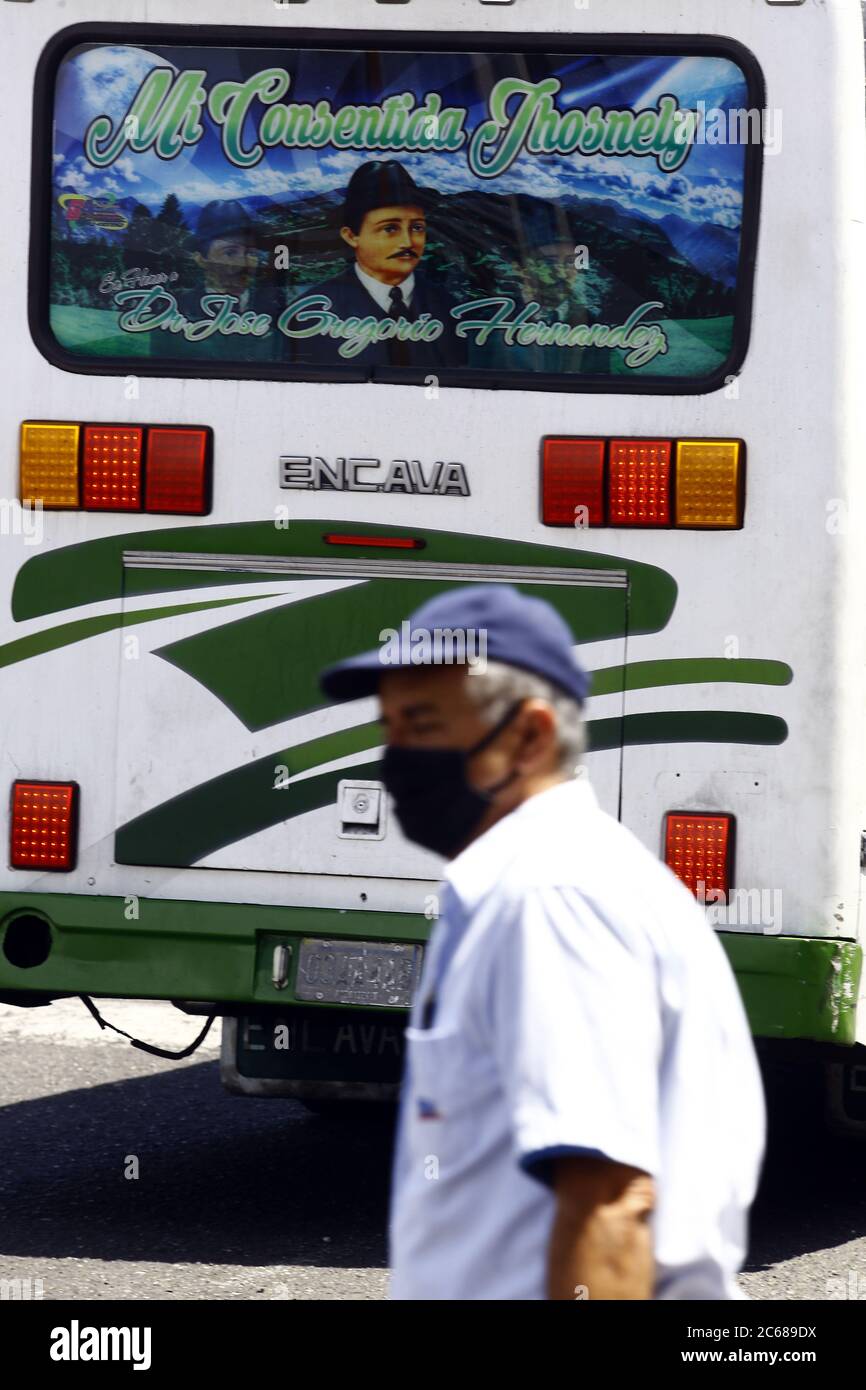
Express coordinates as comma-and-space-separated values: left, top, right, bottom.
284, 265, 468, 372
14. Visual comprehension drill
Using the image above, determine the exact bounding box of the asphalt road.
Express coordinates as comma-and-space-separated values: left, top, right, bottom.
1, 999, 865, 1302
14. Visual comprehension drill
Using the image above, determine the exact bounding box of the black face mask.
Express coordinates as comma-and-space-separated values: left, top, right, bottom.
381, 702, 524, 859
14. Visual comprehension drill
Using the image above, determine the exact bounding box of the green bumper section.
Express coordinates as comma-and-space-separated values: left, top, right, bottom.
719, 932, 862, 1045
0, 894, 861, 1042
0, 892, 429, 1009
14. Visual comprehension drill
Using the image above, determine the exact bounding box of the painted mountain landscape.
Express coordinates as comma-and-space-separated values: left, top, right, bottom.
50, 182, 741, 377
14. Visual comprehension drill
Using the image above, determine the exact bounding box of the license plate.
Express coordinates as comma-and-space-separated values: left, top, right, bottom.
295, 938, 424, 1007
234, 1008, 408, 1082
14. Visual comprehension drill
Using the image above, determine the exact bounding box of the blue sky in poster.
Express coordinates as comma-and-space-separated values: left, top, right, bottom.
53, 43, 749, 232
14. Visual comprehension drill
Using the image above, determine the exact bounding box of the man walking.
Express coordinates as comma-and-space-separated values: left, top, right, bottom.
319, 586, 766, 1300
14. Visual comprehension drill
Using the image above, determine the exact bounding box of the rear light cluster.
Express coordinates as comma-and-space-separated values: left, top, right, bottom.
20, 422, 212, 514
664, 812, 734, 900
542, 437, 744, 529
10, 781, 79, 872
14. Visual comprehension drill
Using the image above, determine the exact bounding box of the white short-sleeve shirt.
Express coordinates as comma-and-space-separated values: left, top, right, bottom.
388, 776, 766, 1301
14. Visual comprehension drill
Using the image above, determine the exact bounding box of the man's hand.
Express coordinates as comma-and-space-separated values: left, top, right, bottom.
547, 1154, 656, 1300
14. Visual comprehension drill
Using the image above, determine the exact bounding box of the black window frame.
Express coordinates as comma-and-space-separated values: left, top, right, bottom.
30, 21, 765, 396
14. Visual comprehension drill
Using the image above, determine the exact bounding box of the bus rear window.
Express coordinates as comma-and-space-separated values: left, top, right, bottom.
38, 30, 762, 393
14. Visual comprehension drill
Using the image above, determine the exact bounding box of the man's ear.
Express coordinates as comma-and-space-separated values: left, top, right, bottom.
191, 250, 205, 270
517, 701, 560, 769
340, 226, 359, 251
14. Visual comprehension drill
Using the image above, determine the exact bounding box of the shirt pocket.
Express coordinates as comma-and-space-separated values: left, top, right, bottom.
403, 1024, 495, 1177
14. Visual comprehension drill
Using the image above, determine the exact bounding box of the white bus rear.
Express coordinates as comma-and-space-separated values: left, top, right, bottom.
1, 0, 865, 1122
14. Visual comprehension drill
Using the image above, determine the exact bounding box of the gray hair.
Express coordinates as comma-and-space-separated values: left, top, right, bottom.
464, 659, 586, 775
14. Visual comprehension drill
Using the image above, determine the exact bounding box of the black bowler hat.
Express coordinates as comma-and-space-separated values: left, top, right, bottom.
319, 585, 591, 705
341, 160, 429, 232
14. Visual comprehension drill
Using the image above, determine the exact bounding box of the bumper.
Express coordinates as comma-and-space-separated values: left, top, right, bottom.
720, 932, 862, 1046
0, 890, 426, 1008
0, 892, 861, 1046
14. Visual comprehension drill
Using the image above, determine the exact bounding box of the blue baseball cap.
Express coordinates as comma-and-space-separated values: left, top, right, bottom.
319, 585, 590, 705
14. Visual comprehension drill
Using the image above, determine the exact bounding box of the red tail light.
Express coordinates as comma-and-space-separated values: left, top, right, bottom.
20, 422, 212, 515
608, 439, 671, 526
323, 534, 425, 549
10, 780, 79, 872
82, 425, 143, 512
144, 428, 210, 514
664, 812, 733, 901
541, 438, 605, 526
541, 437, 744, 529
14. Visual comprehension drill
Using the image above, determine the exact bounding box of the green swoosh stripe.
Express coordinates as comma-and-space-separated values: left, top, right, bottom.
155, 639, 793, 735
0, 594, 279, 670
115, 710, 788, 868
590, 658, 793, 696
588, 710, 788, 752
116, 757, 383, 868
180, 661, 790, 773
155, 575, 633, 731
9, 523, 678, 686
12, 519, 677, 633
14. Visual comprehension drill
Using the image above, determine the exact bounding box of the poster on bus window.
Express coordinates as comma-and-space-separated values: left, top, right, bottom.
46, 40, 754, 384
